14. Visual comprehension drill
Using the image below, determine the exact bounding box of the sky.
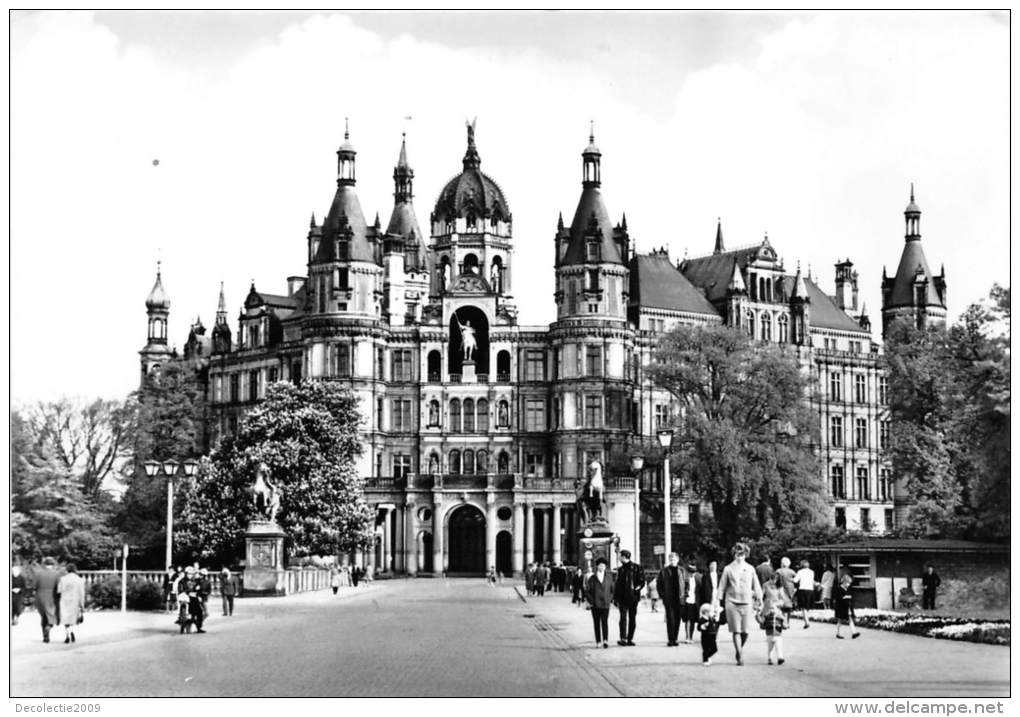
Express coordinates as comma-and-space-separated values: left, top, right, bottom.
10, 10, 1010, 405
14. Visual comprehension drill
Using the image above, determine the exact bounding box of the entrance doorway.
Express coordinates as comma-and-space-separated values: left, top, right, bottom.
496, 531, 513, 575
420, 531, 434, 573
447, 505, 486, 573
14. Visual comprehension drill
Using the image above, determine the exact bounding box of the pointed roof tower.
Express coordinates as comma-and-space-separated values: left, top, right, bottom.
561, 124, 624, 265
791, 263, 809, 301
386, 133, 427, 271
714, 218, 726, 254
727, 258, 745, 293
884, 185, 945, 309
317, 121, 374, 264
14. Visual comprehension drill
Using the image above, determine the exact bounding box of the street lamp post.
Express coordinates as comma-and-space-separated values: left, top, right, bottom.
657, 429, 673, 559
144, 459, 200, 569
630, 454, 644, 566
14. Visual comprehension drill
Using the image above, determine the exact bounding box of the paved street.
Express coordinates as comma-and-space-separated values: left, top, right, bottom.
11, 579, 1009, 697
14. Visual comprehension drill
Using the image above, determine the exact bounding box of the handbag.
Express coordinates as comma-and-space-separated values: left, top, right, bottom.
77, 614, 84, 625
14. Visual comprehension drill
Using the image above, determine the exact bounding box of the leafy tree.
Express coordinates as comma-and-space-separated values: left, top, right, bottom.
175, 381, 374, 565
11, 410, 120, 568
647, 324, 824, 549
115, 362, 204, 566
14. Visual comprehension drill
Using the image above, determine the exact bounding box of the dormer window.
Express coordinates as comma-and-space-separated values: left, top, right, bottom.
250, 324, 260, 348
337, 239, 350, 261
586, 241, 601, 262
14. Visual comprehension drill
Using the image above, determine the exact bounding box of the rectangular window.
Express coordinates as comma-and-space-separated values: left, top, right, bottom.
333, 344, 351, 377
860, 507, 871, 531
829, 373, 842, 401
392, 350, 413, 382
586, 269, 599, 291
654, 404, 668, 429
586, 345, 603, 376
525, 399, 546, 432
855, 418, 868, 448
586, 242, 600, 262
552, 398, 560, 429
525, 350, 545, 382
267, 367, 278, 385
879, 420, 891, 449
391, 399, 412, 431
879, 468, 891, 501
588, 303, 598, 313
229, 374, 239, 403
338, 268, 349, 290
884, 508, 894, 531
248, 370, 260, 402
879, 376, 889, 405
835, 507, 846, 529
567, 279, 578, 314
856, 466, 870, 499
376, 347, 385, 379
291, 360, 302, 385
525, 454, 544, 477
393, 454, 412, 481
831, 465, 845, 498
585, 395, 603, 428
575, 347, 583, 377
318, 275, 326, 313
855, 374, 867, 403
250, 324, 260, 348
829, 416, 843, 447
376, 397, 384, 431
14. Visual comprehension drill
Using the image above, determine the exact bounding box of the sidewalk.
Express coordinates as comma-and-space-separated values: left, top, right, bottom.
11, 584, 385, 654
515, 588, 1009, 697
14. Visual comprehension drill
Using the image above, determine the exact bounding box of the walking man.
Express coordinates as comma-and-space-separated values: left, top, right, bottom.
756, 554, 775, 587
613, 549, 645, 646
220, 568, 238, 616
656, 552, 687, 646
922, 564, 941, 610
34, 557, 60, 643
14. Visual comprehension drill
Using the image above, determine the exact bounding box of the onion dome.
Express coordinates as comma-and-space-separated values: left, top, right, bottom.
145, 262, 170, 310
432, 121, 510, 223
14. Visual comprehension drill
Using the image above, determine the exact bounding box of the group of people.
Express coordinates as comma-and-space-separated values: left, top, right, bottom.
523, 562, 570, 596
13, 557, 86, 644
329, 564, 366, 593
164, 564, 239, 633
579, 544, 873, 666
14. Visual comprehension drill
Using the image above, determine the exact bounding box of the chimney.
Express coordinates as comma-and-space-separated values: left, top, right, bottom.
287, 276, 306, 297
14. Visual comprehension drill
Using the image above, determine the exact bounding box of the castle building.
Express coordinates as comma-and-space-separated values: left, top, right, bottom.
143, 124, 944, 574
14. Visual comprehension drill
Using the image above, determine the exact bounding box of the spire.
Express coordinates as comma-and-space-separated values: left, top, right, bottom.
145, 261, 170, 310
393, 132, 414, 202
727, 259, 745, 293
714, 218, 725, 254
621, 212, 628, 231
791, 262, 808, 301
373, 212, 381, 229
557, 212, 564, 231
463, 117, 481, 170
309, 212, 316, 228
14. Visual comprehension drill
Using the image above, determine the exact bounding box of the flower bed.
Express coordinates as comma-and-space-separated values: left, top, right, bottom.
804, 609, 1009, 646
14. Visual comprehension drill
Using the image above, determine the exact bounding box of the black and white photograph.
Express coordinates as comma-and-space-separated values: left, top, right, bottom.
9, 9, 1010, 705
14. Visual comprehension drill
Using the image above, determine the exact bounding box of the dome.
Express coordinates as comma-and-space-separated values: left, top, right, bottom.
432, 123, 510, 223
146, 266, 169, 310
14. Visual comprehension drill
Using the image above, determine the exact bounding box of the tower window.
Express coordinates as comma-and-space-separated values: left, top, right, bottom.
391, 399, 412, 432
586, 346, 603, 376
586, 242, 601, 262
338, 268, 349, 290
586, 269, 599, 291
585, 395, 603, 428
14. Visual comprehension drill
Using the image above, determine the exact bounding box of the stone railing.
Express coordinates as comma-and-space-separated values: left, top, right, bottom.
78, 570, 242, 597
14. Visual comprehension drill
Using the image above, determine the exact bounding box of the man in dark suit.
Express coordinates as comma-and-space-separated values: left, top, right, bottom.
656, 552, 688, 646
613, 550, 645, 646
33, 557, 60, 643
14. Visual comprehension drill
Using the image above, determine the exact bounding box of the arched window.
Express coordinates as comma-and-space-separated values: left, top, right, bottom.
761, 313, 771, 341
496, 350, 511, 379
476, 399, 489, 432
497, 450, 510, 474
463, 449, 475, 474
490, 257, 503, 293
450, 399, 461, 433
449, 450, 461, 475
746, 310, 755, 338
476, 450, 489, 473
438, 257, 451, 291
427, 350, 441, 382
463, 253, 479, 274
428, 452, 440, 476
463, 398, 475, 432
778, 315, 789, 343
428, 399, 441, 428
497, 400, 510, 428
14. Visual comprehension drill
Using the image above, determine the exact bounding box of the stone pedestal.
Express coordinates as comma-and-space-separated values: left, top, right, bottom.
243, 521, 286, 596
577, 519, 617, 576
461, 360, 476, 383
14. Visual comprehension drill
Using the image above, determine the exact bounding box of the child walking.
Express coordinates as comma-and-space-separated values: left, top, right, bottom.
696, 604, 719, 666
761, 603, 786, 665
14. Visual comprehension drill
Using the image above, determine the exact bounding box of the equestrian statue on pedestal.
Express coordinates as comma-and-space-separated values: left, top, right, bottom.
575, 460, 607, 526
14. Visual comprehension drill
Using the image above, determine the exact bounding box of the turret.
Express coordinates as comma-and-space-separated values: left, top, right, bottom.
139, 262, 173, 382
212, 282, 232, 354
790, 263, 811, 346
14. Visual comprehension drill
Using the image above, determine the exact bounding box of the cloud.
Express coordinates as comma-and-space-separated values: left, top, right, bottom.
10, 11, 1008, 403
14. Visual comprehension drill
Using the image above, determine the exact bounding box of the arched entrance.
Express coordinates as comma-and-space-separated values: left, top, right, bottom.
496, 531, 513, 576
420, 531, 434, 573
447, 504, 486, 573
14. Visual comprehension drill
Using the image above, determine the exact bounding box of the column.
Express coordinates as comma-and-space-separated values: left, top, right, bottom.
405, 501, 418, 576
551, 503, 562, 564
633, 482, 641, 568
383, 507, 394, 573
543, 507, 553, 561
524, 503, 534, 565
394, 505, 404, 573
513, 502, 525, 575
432, 497, 444, 575
485, 496, 497, 572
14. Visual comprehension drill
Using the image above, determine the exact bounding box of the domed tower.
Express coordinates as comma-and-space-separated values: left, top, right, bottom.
428, 120, 516, 324
881, 185, 947, 336
549, 126, 633, 483
308, 122, 383, 320
383, 133, 430, 325
139, 262, 172, 382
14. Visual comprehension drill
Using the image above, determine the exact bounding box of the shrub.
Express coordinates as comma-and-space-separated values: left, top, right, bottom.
86, 576, 164, 611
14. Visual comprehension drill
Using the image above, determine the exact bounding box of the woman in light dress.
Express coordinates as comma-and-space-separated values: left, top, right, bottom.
56, 563, 86, 644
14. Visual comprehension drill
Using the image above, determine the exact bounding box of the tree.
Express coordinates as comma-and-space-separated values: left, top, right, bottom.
647, 324, 824, 549
115, 362, 205, 566
175, 381, 374, 565
11, 410, 120, 568
23, 397, 136, 499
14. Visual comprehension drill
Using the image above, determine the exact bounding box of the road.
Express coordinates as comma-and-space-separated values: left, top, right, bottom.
10, 579, 1009, 697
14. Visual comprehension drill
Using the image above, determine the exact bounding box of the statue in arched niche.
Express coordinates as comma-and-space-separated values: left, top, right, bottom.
490, 262, 501, 293
428, 400, 440, 427
453, 310, 476, 362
